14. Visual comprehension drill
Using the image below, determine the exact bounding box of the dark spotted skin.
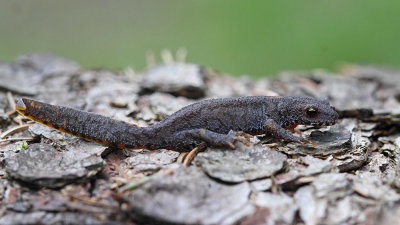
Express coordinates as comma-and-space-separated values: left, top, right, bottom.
16, 96, 338, 151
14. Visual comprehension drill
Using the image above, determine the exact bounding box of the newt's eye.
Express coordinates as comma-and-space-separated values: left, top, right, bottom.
305, 106, 319, 118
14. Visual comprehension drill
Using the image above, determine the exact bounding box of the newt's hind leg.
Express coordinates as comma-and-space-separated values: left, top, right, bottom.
177, 129, 250, 150
176, 129, 250, 166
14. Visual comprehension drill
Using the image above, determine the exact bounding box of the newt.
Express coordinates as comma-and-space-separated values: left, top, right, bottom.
15, 96, 338, 151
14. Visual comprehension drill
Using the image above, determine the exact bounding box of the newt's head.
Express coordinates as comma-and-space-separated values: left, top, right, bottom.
278, 96, 338, 129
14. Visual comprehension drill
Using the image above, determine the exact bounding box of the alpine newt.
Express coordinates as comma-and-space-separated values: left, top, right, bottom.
16, 96, 338, 150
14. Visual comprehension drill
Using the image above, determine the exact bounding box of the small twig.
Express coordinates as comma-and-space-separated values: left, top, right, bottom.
146, 51, 156, 68
5, 109, 16, 116
177, 152, 188, 164
0, 123, 32, 139
6, 92, 16, 109
176, 47, 187, 63
118, 175, 152, 193
0, 137, 35, 143
270, 175, 279, 194
161, 49, 174, 64
294, 176, 315, 185
65, 201, 115, 214
68, 195, 115, 209
13, 115, 31, 125
111, 176, 129, 184
123, 67, 136, 77
264, 143, 279, 148
5, 92, 16, 115
183, 143, 207, 166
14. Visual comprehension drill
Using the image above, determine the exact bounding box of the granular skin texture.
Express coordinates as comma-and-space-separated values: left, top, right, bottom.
16, 96, 338, 151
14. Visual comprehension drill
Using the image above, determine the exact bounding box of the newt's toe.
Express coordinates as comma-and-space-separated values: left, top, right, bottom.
302, 140, 316, 146
227, 142, 236, 150
297, 138, 316, 146
235, 132, 251, 141
236, 138, 250, 147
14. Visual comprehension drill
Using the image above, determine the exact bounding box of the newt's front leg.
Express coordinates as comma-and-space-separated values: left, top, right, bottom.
264, 119, 315, 145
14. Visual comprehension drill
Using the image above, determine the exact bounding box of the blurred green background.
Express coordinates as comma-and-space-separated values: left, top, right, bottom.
1, 0, 400, 77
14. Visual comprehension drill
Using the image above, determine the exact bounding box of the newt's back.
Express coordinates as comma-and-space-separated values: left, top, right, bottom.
150, 96, 277, 135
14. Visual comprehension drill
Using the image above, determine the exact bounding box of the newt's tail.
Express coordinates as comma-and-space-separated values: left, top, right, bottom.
16, 98, 146, 149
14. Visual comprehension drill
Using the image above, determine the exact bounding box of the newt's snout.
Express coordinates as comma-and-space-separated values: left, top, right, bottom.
316, 107, 337, 125
329, 107, 339, 124
332, 110, 339, 122
310, 106, 338, 126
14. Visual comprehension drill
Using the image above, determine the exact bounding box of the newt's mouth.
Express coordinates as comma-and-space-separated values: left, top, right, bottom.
285, 120, 336, 128
309, 121, 336, 126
